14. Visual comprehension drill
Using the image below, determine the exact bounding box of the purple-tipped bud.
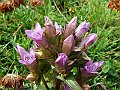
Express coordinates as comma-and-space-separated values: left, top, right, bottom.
54, 22, 62, 35
55, 53, 68, 67
81, 60, 104, 81
64, 17, 77, 38
94, 61, 104, 71
75, 20, 90, 40
64, 84, 71, 90
62, 35, 74, 55
16, 45, 36, 65
79, 33, 97, 50
84, 60, 104, 74
45, 16, 56, 38
25, 22, 48, 48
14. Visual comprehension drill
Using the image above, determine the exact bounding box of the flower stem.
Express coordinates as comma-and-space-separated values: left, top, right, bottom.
55, 79, 61, 90
42, 76, 49, 90
76, 68, 83, 87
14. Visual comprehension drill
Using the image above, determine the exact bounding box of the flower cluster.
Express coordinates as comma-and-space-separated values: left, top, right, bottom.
15, 16, 104, 89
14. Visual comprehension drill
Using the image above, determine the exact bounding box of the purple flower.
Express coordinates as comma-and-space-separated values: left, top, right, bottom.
25, 22, 48, 48
55, 53, 68, 67
16, 45, 36, 65
64, 84, 71, 90
81, 60, 104, 81
33, 41, 38, 50
79, 33, 97, 50
45, 16, 56, 38
94, 61, 104, 71
82, 60, 104, 75
75, 20, 90, 40
54, 22, 62, 35
62, 35, 74, 55
84, 60, 104, 74
64, 17, 77, 38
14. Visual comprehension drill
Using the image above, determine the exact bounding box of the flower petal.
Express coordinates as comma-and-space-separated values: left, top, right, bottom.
54, 22, 62, 35
25, 30, 33, 38
30, 48, 35, 57
62, 35, 74, 55
64, 17, 77, 38
79, 33, 97, 50
16, 45, 28, 60
19, 60, 29, 65
75, 20, 90, 40
55, 53, 68, 67
35, 22, 41, 31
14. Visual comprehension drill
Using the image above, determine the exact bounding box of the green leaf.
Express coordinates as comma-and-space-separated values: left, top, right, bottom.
65, 76, 82, 90
56, 75, 82, 90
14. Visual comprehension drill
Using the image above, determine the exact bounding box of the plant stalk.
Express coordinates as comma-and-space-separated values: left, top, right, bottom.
42, 76, 49, 90
55, 79, 61, 90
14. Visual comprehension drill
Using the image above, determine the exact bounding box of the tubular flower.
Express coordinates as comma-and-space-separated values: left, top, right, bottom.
62, 35, 74, 55
84, 60, 104, 74
16, 45, 36, 65
81, 60, 104, 80
45, 16, 56, 38
55, 53, 68, 67
16, 45, 39, 75
79, 33, 97, 50
25, 22, 48, 48
54, 22, 62, 35
64, 17, 77, 38
75, 20, 90, 40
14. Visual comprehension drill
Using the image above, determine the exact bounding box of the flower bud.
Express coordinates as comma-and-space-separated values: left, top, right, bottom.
75, 20, 90, 40
64, 17, 77, 38
94, 61, 104, 71
83, 60, 104, 74
45, 16, 56, 38
54, 22, 62, 35
55, 53, 68, 67
79, 33, 97, 50
62, 35, 74, 55
81, 60, 104, 81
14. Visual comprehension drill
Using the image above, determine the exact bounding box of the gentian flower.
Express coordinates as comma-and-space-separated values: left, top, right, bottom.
16, 45, 36, 65
16, 45, 40, 77
25, 22, 48, 48
84, 60, 104, 74
54, 22, 62, 35
62, 35, 74, 55
64, 17, 77, 38
75, 20, 90, 40
45, 16, 56, 38
55, 53, 68, 67
79, 33, 97, 50
81, 60, 104, 81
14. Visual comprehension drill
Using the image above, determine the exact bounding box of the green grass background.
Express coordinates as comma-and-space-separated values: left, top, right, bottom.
0, 0, 120, 89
